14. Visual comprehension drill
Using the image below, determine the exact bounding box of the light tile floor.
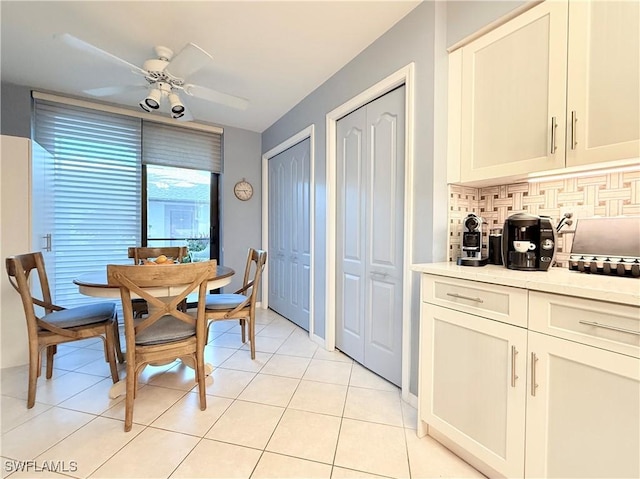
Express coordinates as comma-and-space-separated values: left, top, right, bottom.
0, 308, 485, 479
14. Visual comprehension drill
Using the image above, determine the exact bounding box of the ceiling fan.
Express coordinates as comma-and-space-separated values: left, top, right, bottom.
56, 33, 249, 121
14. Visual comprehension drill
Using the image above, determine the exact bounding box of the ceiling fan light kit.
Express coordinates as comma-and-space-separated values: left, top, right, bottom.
56, 33, 250, 122
143, 85, 163, 110
168, 93, 185, 116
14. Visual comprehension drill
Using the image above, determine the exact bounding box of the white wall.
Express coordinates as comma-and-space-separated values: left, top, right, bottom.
0, 135, 31, 367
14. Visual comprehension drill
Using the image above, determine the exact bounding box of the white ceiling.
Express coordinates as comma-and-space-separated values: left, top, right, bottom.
1, 1, 421, 133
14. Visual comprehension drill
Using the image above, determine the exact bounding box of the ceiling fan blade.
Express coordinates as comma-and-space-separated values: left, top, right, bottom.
84, 85, 145, 97
55, 33, 148, 76
165, 43, 213, 80
184, 84, 249, 110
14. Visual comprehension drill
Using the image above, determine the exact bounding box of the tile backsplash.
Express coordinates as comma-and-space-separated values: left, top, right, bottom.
448, 170, 640, 265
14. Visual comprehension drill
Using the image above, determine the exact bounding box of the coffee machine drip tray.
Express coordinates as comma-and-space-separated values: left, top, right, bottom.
458, 257, 489, 267
508, 251, 537, 270
569, 217, 640, 278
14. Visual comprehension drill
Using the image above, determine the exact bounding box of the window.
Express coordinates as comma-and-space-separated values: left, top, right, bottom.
32, 98, 222, 306
142, 122, 221, 263
145, 164, 217, 263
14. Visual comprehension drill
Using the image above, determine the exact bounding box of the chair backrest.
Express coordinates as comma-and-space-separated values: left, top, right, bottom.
107, 260, 218, 337
5, 252, 58, 338
127, 246, 188, 264
240, 249, 267, 306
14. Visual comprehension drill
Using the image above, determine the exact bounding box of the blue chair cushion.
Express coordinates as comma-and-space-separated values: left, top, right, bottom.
42, 302, 116, 329
205, 294, 247, 310
135, 315, 196, 346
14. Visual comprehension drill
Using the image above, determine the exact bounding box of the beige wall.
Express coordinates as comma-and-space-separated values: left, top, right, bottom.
1, 135, 31, 367
448, 170, 640, 265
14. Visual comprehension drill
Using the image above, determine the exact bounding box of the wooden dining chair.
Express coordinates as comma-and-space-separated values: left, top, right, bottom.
5, 252, 123, 409
204, 248, 267, 359
107, 259, 217, 432
127, 246, 188, 318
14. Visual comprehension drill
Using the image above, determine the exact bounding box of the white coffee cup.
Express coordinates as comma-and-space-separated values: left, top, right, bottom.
514, 240, 536, 253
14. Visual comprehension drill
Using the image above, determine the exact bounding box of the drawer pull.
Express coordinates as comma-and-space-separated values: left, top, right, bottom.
578, 320, 640, 336
531, 352, 538, 397
446, 292, 484, 303
511, 345, 519, 388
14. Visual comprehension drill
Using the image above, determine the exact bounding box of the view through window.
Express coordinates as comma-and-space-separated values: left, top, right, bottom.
146, 164, 214, 263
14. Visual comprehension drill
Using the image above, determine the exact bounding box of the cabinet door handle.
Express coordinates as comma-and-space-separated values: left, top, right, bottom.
579, 320, 640, 336
43, 233, 52, 252
570, 110, 578, 150
530, 352, 539, 397
511, 345, 519, 388
550, 116, 558, 154
446, 292, 483, 303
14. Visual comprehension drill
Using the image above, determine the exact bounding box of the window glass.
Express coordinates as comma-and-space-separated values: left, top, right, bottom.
146, 164, 212, 262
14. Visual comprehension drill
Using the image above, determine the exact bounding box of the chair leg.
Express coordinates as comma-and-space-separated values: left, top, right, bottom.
239, 319, 246, 343
27, 346, 39, 408
249, 316, 256, 360
105, 325, 120, 383
179, 299, 188, 313
196, 352, 207, 411
46, 345, 56, 379
124, 362, 136, 432
112, 321, 125, 363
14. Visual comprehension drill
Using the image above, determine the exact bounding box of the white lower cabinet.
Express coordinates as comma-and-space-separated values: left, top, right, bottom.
525, 331, 640, 479
420, 303, 527, 478
419, 274, 640, 478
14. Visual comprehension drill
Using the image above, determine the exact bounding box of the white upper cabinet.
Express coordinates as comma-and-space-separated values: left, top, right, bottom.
458, 1, 568, 183
450, 0, 640, 185
566, 0, 640, 167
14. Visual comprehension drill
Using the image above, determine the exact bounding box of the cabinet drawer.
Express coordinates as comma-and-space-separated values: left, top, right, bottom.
421, 275, 527, 327
529, 291, 640, 358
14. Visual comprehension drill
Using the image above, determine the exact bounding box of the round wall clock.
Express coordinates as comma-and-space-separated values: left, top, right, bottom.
233, 178, 254, 201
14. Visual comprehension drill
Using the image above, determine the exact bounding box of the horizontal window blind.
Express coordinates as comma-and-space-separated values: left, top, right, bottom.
34, 100, 141, 307
142, 121, 222, 173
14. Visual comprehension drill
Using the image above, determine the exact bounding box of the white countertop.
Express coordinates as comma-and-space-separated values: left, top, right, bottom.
412, 262, 640, 307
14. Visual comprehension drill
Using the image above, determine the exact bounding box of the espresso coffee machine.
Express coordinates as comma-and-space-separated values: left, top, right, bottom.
459, 213, 488, 266
502, 213, 556, 271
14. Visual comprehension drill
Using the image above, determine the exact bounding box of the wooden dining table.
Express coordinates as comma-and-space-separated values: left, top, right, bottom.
74, 265, 235, 298
74, 264, 235, 398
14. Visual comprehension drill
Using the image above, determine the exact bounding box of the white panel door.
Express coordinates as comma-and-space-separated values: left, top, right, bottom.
336, 86, 405, 385
269, 157, 289, 317
421, 304, 527, 478
268, 138, 310, 330
460, 0, 568, 182
526, 331, 640, 479
565, 0, 640, 166
336, 106, 367, 363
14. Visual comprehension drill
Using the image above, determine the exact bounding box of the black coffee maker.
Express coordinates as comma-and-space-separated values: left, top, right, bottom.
459, 213, 488, 266
502, 213, 556, 271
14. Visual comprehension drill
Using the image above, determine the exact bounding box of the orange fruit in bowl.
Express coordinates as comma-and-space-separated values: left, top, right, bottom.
155, 254, 168, 264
